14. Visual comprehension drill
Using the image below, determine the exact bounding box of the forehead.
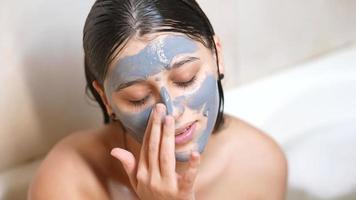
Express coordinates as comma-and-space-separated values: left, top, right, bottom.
105, 33, 202, 82
104, 33, 205, 92
114, 33, 203, 62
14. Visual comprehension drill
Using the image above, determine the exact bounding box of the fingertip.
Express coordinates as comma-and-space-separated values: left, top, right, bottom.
189, 151, 200, 164
110, 148, 120, 159
191, 150, 200, 159
110, 148, 119, 156
111, 148, 128, 159
191, 151, 200, 158
156, 102, 166, 110
156, 103, 166, 114
111, 148, 136, 171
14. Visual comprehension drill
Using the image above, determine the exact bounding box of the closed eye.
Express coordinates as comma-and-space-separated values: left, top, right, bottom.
174, 75, 197, 88
129, 96, 149, 107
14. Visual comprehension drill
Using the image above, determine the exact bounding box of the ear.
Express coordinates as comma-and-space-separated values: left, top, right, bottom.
92, 80, 113, 115
213, 35, 224, 75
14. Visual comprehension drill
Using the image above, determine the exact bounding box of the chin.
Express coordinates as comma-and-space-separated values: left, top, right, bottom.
174, 134, 204, 162
175, 119, 210, 162
175, 151, 195, 162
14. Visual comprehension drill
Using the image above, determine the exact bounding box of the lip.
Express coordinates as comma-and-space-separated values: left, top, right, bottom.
175, 121, 197, 145
175, 121, 196, 135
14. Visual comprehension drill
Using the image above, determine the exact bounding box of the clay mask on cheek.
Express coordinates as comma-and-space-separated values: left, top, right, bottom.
103, 35, 198, 142
173, 74, 219, 162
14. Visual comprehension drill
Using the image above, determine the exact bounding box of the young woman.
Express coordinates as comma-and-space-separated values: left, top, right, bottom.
29, 0, 287, 199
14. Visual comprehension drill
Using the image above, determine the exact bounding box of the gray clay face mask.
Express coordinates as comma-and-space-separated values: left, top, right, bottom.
104, 35, 219, 162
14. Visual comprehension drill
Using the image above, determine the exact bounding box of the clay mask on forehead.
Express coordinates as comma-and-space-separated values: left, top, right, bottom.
105, 35, 198, 95
104, 35, 219, 162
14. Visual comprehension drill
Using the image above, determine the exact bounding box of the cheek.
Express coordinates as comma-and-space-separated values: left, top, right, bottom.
112, 104, 153, 143
185, 74, 219, 115
189, 75, 219, 153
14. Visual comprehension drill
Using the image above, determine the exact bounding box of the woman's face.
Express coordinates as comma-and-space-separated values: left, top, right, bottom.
103, 33, 221, 161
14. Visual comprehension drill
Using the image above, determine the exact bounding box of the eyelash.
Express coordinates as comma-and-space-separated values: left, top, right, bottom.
130, 96, 149, 107
174, 75, 197, 88
129, 76, 197, 108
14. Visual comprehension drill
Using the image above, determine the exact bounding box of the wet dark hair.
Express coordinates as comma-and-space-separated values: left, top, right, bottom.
83, 0, 225, 132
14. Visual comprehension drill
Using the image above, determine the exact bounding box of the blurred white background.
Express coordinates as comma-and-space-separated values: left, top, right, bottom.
1, 0, 356, 199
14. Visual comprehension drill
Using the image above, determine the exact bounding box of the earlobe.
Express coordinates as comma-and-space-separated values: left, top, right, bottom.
213, 35, 224, 75
92, 80, 113, 115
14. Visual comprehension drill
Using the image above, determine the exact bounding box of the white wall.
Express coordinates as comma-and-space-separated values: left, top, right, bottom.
198, 0, 356, 88
0, 0, 102, 171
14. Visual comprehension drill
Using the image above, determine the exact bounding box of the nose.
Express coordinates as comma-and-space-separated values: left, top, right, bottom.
159, 87, 183, 118
160, 87, 174, 115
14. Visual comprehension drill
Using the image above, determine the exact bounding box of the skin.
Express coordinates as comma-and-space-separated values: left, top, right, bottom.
103, 35, 219, 162
28, 33, 288, 200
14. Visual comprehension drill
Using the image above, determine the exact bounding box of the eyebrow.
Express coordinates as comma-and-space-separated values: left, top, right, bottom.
115, 56, 200, 92
170, 56, 200, 69
115, 79, 146, 91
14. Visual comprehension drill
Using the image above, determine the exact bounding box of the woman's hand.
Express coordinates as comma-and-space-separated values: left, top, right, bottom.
111, 103, 201, 200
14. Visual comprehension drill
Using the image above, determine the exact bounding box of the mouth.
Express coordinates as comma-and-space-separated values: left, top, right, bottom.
175, 121, 197, 145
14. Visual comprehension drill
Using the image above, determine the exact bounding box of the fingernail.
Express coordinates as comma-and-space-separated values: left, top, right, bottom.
157, 103, 168, 117
155, 104, 162, 113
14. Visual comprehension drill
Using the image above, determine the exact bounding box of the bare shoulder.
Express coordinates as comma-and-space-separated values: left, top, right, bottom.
224, 115, 288, 165
28, 127, 114, 200
223, 115, 288, 199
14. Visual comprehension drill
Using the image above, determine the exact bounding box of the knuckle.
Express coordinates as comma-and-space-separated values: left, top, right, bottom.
136, 171, 148, 183
148, 143, 158, 154
152, 115, 161, 126
149, 180, 160, 192
160, 153, 170, 164
166, 188, 176, 195
153, 118, 161, 126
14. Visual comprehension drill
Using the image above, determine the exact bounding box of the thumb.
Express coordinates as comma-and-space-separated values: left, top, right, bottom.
111, 148, 137, 187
